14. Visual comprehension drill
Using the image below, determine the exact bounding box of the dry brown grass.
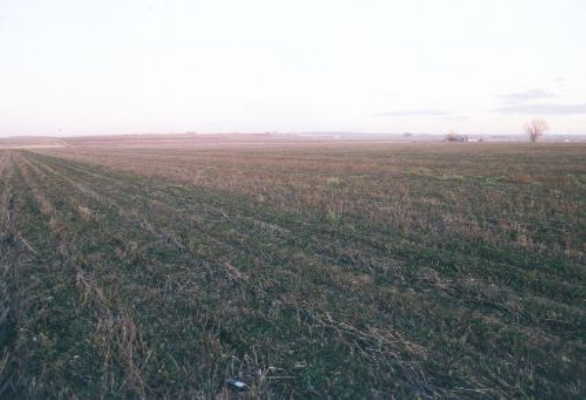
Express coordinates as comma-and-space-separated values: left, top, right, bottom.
40, 142, 586, 258
1, 142, 585, 399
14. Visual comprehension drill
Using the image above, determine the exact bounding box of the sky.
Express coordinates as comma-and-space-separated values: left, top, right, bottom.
1, 0, 585, 136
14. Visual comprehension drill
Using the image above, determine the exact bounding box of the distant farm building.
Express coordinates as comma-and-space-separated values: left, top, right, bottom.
445, 132, 469, 143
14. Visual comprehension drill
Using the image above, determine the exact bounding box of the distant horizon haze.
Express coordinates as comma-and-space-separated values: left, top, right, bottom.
1, 0, 585, 136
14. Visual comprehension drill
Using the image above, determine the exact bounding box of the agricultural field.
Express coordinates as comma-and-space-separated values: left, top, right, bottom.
1, 141, 585, 399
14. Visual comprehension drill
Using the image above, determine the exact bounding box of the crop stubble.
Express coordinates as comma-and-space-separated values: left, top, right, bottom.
1, 143, 585, 399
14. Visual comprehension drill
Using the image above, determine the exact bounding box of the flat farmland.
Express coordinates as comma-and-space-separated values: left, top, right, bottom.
1, 142, 585, 399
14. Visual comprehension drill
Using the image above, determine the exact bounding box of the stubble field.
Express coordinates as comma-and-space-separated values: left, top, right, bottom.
1, 141, 585, 399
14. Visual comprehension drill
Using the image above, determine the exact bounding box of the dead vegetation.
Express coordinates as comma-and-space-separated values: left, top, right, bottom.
1, 143, 585, 399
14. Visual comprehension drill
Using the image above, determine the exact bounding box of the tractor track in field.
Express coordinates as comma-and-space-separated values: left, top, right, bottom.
16, 155, 57, 217
21, 152, 405, 308
0, 152, 15, 226
18, 153, 253, 281
0, 151, 8, 177
22, 154, 187, 249
32, 152, 294, 233
8, 153, 154, 398
18, 154, 161, 248
35, 153, 308, 254
0, 152, 39, 255
18, 153, 418, 337
28, 154, 419, 264
25, 153, 290, 260
26, 153, 373, 283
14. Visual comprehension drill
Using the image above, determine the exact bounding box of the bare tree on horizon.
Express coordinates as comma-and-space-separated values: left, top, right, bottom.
525, 119, 549, 143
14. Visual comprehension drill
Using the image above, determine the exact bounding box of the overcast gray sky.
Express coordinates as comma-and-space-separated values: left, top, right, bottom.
1, 0, 585, 136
